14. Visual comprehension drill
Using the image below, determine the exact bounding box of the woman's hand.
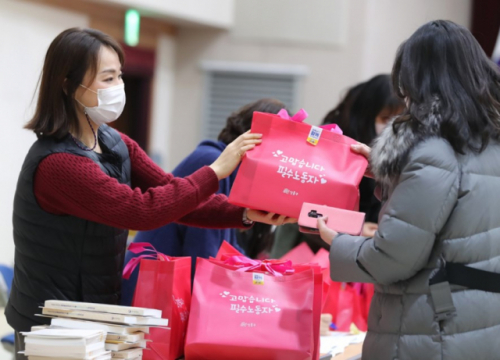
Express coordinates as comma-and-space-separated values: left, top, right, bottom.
362, 222, 378, 237
209, 131, 262, 180
318, 216, 338, 246
247, 209, 297, 226
351, 142, 374, 178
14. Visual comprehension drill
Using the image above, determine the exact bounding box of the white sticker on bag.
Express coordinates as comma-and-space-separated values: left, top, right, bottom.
253, 273, 264, 285
307, 126, 323, 145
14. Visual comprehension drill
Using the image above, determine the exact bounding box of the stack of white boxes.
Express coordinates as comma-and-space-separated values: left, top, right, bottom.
22, 300, 169, 360
22, 329, 110, 360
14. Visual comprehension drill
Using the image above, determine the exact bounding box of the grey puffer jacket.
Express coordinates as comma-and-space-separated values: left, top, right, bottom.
330, 112, 500, 360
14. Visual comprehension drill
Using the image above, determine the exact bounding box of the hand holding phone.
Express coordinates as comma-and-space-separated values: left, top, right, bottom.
298, 203, 365, 236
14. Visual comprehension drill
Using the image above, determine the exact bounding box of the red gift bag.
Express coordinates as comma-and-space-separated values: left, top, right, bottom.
293, 262, 323, 360
322, 281, 374, 332
310, 248, 330, 269
229, 110, 368, 218
221, 250, 324, 360
185, 258, 315, 360
278, 242, 315, 264
215, 240, 244, 260
279, 245, 330, 312
185, 246, 322, 360
213, 241, 323, 359
123, 243, 191, 360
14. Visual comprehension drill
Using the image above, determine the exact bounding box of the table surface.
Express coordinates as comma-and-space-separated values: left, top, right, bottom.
332, 342, 362, 360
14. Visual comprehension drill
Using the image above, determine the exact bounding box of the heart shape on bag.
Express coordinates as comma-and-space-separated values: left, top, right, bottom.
320, 178, 327, 184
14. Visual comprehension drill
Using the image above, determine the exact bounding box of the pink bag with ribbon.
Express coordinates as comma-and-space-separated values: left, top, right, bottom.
185, 241, 322, 360
278, 241, 315, 265
123, 243, 191, 360
228, 109, 367, 218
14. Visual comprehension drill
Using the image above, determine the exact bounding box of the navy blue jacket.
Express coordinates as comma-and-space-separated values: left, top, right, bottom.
120, 140, 241, 305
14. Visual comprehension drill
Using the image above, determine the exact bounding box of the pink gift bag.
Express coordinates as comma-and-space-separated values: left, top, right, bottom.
310, 248, 331, 269
228, 110, 368, 218
322, 282, 368, 332
279, 242, 315, 264
212, 241, 322, 359
185, 255, 319, 360
215, 240, 245, 260
279, 245, 331, 313
123, 243, 191, 360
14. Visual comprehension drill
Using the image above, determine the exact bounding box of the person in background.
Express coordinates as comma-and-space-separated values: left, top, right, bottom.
320, 20, 500, 359
7, 28, 292, 359
270, 75, 403, 258
324, 74, 404, 236
121, 99, 284, 305
321, 81, 366, 132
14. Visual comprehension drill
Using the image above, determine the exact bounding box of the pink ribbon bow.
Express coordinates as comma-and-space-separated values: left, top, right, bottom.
277, 108, 343, 135
319, 123, 343, 135
122, 242, 170, 280
223, 255, 295, 277
277, 108, 309, 123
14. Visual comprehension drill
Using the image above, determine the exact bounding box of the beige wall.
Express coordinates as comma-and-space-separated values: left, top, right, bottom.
169, 0, 472, 169
361, 0, 472, 77
95, 0, 235, 29
0, 0, 89, 267
232, 0, 349, 46
170, 0, 367, 167
149, 34, 177, 171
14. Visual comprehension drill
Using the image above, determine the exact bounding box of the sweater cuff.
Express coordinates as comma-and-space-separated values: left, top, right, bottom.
227, 206, 248, 229
329, 234, 375, 283
187, 166, 220, 200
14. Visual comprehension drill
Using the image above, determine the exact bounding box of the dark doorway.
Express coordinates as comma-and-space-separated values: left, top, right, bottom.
471, 0, 500, 57
111, 44, 156, 151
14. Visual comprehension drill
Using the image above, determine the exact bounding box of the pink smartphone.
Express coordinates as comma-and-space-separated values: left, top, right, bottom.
298, 203, 365, 235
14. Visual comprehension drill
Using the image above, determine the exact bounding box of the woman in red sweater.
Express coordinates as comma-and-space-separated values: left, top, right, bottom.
7, 27, 292, 358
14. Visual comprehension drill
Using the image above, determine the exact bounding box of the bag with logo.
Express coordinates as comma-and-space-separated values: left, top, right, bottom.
123, 243, 191, 360
229, 109, 367, 218
185, 242, 322, 360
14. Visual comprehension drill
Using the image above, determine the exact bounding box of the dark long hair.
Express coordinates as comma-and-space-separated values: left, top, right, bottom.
322, 82, 366, 129
217, 98, 285, 258
323, 75, 403, 145
347, 75, 402, 145
25, 28, 124, 139
392, 20, 500, 153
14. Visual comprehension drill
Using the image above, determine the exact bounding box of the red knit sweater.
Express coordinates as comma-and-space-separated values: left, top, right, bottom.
34, 133, 246, 231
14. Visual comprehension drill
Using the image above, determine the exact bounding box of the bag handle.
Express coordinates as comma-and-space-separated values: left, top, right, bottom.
277, 108, 343, 135
277, 108, 309, 123
318, 123, 343, 135
222, 256, 295, 277
122, 242, 171, 279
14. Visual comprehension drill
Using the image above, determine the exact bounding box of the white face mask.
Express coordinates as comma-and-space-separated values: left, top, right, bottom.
375, 122, 386, 135
77, 83, 126, 126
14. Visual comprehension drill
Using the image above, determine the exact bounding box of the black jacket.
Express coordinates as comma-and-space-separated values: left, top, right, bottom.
6, 125, 131, 331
